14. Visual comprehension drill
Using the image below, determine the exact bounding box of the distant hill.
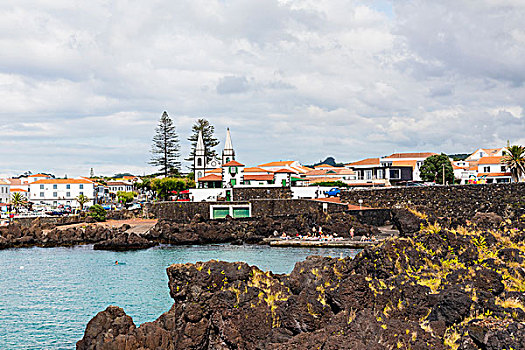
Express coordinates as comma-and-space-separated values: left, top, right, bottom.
448, 153, 470, 161
306, 157, 345, 168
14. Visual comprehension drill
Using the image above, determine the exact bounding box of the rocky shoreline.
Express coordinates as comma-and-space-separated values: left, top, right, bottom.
77, 209, 525, 349
0, 210, 381, 251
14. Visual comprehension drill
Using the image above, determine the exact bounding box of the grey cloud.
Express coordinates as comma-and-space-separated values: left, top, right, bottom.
216, 76, 250, 94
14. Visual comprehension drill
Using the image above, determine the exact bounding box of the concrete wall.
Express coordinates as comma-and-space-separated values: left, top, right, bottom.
341, 183, 525, 218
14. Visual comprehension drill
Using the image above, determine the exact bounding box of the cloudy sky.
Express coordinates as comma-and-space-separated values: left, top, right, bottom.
1, 0, 524, 177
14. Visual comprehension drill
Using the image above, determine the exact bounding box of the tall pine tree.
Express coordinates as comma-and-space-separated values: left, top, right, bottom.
185, 118, 220, 166
150, 111, 181, 177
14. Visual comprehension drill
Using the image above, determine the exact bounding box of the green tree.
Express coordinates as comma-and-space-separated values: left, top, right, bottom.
10, 192, 26, 212
76, 194, 90, 210
185, 118, 220, 167
135, 178, 152, 192
419, 154, 454, 184
88, 204, 107, 222
117, 191, 135, 205
151, 177, 193, 201
502, 142, 525, 183
150, 111, 181, 177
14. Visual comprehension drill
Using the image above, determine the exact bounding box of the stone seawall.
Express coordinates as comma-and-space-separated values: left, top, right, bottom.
14, 215, 83, 228
149, 199, 348, 222
341, 183, 525, 218
233, 187, 292, 201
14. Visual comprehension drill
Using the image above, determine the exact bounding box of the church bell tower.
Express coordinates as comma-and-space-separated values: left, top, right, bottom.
194, 130, 206, 182
222, 128, 235, 165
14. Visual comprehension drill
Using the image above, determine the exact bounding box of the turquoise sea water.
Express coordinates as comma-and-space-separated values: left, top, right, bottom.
0, 244, 359, 349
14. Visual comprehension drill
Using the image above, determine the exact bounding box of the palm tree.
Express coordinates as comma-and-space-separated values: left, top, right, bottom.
76, 194, 90, 210
10, 192, 26, 213
502, 142, 525, 183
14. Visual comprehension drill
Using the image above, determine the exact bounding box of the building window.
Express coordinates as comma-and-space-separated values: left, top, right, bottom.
79, 184, 84, 189
66, 192, 71, 197
40, 185, 44, 189
197, 171, 202, 179
53, 184, 57, 189
40, 192, 44, 197
66, 184, 70, 189
483, 166, 490, 173
229, 167, 237, 174
197, 158, 202, 167
365, 170, 372, 180
53, 192, 57, 197
501, 166, 506, 172
389, 169, 400, 179
377, 169, 384, 179
80, 192, 83, 195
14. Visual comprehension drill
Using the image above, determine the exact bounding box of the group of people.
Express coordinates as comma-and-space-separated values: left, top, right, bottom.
274, 226, 356, 242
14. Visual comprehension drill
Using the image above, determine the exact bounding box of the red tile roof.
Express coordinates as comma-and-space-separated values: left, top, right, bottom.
10, 188, 27, 192
32, 179, 93, 184
243, 167, 272, 173
207, 168, 222, 174
244, 175, 274, 181
198, 174, 222, 182
258, 161, 295, 167
222, 160, 245, 167
384, 152, 437, 159
314, 164, 336, 168
478, 156, 504, 165
274, 168, 296, 173
346, 158, 380, 166
28, 173, 52, 178
392, 160, 418, 168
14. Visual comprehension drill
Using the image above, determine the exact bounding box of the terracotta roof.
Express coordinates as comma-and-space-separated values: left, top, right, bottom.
346, 158, 380, 166
258, 161, 295, 167
478, 156, 504, 165
207, 168, 222, 174
392, 160, 418, 168
243, 167, 272, 173
222, 160, 245, 167
384, 152, 437, 159
197, 174, 222, 182
28, 173, 52, 178
244, 175, 274, 181
31, 179, 93, 185
314, 164, 336, 168
10, 188, 27, 192
274, 168, 296, 173
5, 179, 22, 185
468, 162, 479, 171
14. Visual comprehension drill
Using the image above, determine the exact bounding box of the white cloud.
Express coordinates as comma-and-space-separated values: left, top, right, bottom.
0, 0, 524, 176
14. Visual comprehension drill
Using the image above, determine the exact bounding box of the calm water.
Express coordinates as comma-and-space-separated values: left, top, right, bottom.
0, 244, 359, 349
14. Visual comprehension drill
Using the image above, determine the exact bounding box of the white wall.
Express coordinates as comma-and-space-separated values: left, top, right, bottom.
291, 186, 333, 199
29, 182, 95, 208
189, 188, 228, 202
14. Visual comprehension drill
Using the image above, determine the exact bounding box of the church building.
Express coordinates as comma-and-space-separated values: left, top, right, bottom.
193, 128, 235, 183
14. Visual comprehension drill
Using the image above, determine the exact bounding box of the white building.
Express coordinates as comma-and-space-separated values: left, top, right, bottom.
0, 180, 10, 203
477, 156, 512, 183
29, 178, 95, 208
106, 181, 134, 194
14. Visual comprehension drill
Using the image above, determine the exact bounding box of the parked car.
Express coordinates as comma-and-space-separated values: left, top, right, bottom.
324, 188, 341, 197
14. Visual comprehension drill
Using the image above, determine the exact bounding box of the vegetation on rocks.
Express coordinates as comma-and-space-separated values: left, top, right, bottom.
78, 209, 525, 349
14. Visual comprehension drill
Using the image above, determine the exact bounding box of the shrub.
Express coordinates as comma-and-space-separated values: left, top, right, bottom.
88, 204, 107, 222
